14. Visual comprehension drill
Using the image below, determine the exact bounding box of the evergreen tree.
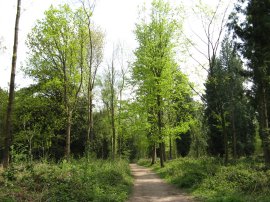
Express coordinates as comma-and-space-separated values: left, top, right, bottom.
205, 37, 255, 161
230, 0, 270, 167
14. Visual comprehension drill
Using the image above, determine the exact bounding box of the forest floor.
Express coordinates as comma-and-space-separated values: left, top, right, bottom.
127, 164, 194, 202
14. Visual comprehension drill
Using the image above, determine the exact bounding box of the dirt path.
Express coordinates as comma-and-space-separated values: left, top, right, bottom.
127, 164, 194, 202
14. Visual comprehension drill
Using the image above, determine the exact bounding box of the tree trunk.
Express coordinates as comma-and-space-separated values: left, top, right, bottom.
259, 86, 270, 168
111, 102, 116, 159
159, 143, 164, 167
162, 142, 166, 162
232, 109, 237, 159
65, 111, 72, 159
169, 136, 172, 160
110, 60, 116, 160
2, 0, 21, 168
157, 94, 164, 167
87, 91, 94, 150
84, 1, 94, 154
151, 143, 156, 165
221, 108, 228, 165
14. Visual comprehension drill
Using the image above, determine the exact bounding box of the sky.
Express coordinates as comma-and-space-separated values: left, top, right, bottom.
0, 0, 235, 96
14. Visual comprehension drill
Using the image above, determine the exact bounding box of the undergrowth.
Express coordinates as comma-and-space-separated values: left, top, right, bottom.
0, 158, 132, 202
138, 157, 270, 202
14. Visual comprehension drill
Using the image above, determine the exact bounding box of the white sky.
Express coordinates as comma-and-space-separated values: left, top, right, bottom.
0, 0, 235, 96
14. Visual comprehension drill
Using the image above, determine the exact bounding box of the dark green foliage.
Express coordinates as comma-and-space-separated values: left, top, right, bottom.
13, 86, 65, 160
176, 131, 191, 157
0, 159, 132, 202
205, 37, 256, 158
230, 0, 270, 166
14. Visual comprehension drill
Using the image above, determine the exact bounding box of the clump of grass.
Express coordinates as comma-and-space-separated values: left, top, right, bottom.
0, 159, 132, 202
138, 157, 270, 202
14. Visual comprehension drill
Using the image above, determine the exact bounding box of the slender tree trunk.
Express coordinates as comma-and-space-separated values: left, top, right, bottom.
157, 94, 164, 167
259, 86, 270, 168
221, 108, 228, 165
2, 0, 21, 168
111, 104, 116, 159
151, 143, 156, 165
169, 136, 172, 160
118, 88, 123, 158
83, 0, 94, 154
232, 109, 237, 159
162, 142, 166, 162
87, 91, 94, 145
159, 143, 164, 167
110, 60, 116, 160
65, 111, 72, 159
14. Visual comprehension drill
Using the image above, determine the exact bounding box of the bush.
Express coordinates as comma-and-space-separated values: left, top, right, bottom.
0, 159, 132, 202
139, 157, 270, 202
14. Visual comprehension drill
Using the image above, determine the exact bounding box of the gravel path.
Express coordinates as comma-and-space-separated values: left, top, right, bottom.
127, 164, 194, 202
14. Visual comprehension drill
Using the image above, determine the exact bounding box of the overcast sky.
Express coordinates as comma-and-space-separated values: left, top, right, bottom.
0, 0, 235, 93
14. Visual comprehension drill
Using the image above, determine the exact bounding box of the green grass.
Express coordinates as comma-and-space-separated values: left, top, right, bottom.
138, 157, 270, 202
0, 158, 133, 202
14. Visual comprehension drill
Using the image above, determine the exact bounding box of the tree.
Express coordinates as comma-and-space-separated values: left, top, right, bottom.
133, 0, 187, 167
106, 49, 117, 159
12, 86, 65, 160
79, 0, 104, 153
230, 0, 270, 167
205, 36, 256, 163
189, 103, 208, 158
26, 5, 86, 159
2, 0, 21, 168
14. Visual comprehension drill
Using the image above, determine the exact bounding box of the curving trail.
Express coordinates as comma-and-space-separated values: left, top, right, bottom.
127, 164, 194, 202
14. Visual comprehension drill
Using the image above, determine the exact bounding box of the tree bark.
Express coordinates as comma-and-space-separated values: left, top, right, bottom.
111, 103, 116, 159
159, 143, 164, 167
162, 142, 166, 162
221, 108, 228, 165
157, 94, 164, 167
110, 59, 116, 160
259, 86, 270, 168
65, 111, 72, 159
169, 136, 172, 160
87, 91, 94, 147
232, 109, 237, 159
151, 143, 156, 165
2, 0, 21, 168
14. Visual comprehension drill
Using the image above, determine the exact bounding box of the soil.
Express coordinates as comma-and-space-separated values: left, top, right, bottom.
127, 164, 194, 202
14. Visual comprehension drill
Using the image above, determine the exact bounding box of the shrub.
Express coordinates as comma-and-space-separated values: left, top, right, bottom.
0, 159, 132, 202
139, 157, 270, 202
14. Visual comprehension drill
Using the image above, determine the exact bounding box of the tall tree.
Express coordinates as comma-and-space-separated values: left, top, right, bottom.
79, 0, 104, 153
108, 50, 117, 159
205, 36, 256, 162
133, 0, 185, 167
2, 0, 21, 168
230, 0, 270, 167
26, 5, 86, 159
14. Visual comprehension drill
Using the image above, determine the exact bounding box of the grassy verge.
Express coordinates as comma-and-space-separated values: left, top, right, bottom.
138, 157, 270, 202
0, 158, 132, 202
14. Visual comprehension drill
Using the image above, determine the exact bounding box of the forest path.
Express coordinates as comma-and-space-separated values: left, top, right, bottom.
127, 164, 194, 202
